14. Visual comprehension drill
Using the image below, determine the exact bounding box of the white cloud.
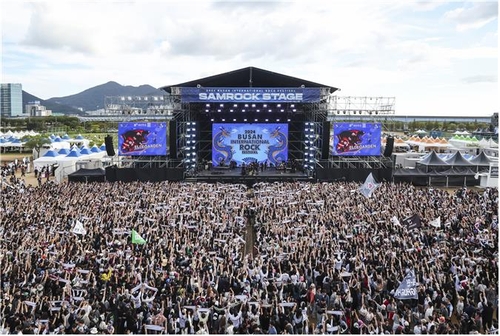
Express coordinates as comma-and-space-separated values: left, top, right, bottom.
1, 0, 498, 115
444, 1, 498, 31
461, 74, 497, 83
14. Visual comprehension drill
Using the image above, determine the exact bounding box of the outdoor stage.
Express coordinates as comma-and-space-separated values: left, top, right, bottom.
185, 167, 313, 184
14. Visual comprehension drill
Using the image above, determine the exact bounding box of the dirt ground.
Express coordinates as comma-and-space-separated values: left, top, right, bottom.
1, 152, 55, 187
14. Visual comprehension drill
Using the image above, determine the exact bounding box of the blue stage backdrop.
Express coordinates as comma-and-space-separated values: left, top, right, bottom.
118, 122, 168, 156
331, 122, 382, 156
212, 123, 288, 166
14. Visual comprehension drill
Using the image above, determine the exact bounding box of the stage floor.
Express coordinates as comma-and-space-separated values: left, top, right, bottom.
186, 167, 313, 184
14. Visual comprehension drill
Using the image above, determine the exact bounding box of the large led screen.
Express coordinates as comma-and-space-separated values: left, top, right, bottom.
118, 122, 168, 156
331, 122, 381, 156
212, 123, 288, 166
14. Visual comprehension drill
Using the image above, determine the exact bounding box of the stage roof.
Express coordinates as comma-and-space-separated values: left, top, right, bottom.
160, 66, 338, 94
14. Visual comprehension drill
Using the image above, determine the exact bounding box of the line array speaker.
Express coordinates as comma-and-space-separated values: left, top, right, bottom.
105, 135, 115, 157
169, 120, 177, 159
383, 136, 394, 157
321, 121, 331, 160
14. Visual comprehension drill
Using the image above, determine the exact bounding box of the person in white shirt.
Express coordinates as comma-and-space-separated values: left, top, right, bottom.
227, 305, 243, 330
424, 302, 434, 320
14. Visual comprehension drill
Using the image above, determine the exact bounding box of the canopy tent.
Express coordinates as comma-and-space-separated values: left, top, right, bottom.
66, 149, 82, 158
479, 138, 499, 148
416, 151, 450, 172
469, 151, 493, 166
448, 135, 480, 149
393, 166, 479, 187
42, 150, 60, 158
418, 151, 449, 166
79, 147, 92, 155
382, 137, 410, 148
453, 130, 471, 135
67, 138, 90, 147
405, 136, 450, 152
90, 145, 101, 153
58, 148, 71, 155
33, 156, 58, 169
444, 151, 473, 166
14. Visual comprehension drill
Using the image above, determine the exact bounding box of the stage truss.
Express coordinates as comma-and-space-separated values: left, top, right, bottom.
86, 93, 397, 174
316, 95, 397, 170
327, 96, 396, 117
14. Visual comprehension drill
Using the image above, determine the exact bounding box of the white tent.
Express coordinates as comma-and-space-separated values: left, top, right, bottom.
33, 156, 61, 169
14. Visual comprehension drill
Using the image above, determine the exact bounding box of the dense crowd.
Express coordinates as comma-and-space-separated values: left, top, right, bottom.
0, 178, 497, 335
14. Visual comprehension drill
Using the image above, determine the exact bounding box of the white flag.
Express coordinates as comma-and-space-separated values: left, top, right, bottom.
71, 220, 87, 235
429, 217, 441, 228
391, 216, 401, 227
359, 173, 380, 198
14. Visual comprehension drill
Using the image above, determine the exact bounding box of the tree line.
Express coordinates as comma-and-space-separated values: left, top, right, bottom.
0, 116, 492, 133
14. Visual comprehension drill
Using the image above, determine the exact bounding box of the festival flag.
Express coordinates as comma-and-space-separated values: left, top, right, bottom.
402, 214, 422, 230
390, 216, 401, 227
131, 229, 147, 244
71, 220, 87, 235
359, 173, 380, 198
429, 217, 441, 228
455, 274, 461, 291
394, 270, 418, 300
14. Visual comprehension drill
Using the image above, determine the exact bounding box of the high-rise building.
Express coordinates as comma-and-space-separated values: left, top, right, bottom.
1, 83, 23, 118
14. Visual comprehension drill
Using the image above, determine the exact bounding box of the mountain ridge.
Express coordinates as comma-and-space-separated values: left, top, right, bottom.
23, 81, 165, 114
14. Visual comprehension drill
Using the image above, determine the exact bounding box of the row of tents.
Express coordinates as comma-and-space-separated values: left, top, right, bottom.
33, 144, 108, 170
394, 150, 494, 176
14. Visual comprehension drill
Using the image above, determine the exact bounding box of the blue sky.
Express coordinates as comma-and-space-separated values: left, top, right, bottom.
1, 0, 498, 116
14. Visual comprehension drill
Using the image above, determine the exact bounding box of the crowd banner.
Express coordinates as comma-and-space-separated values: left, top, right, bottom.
131, 229, 147, 245
429, 216, 441, 228
394, 270, 418, 300
402, 214, 422, 230
359, 173, 380, 198
180, 87, 321, 103
71, 220, 87, 235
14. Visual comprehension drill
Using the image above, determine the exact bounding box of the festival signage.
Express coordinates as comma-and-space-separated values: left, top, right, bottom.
181, 87, 321, 103
402, 214, 422, 230
394, 271, 418, 300
490, 165, 498, 178
118, 122, 168, 156
331, 123, 382, 156
212, 123, 288, 166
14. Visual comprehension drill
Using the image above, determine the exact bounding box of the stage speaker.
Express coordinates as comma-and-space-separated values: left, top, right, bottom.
105, 135, 115, 156
169, 120, 177, 159
383, 136, 394, 157
321, 122, 331, 160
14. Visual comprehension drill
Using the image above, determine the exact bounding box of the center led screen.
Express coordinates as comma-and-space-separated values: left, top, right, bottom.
212, 123, 288, 166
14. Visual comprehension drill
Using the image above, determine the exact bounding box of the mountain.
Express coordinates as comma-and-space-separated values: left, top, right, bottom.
22, 91, 83, 115
45, 81, 165, 112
